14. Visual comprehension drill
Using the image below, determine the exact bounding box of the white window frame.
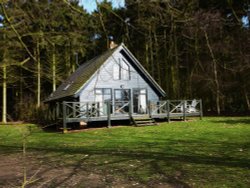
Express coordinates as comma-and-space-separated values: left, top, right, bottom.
121, 59, 130, 80
113, 58, 130, 80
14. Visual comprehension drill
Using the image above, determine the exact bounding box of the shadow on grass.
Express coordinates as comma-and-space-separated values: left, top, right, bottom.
1, 121, 250, 187
1, 139, 249, 169
211, 118, 250, 125
1, 137, 250, 187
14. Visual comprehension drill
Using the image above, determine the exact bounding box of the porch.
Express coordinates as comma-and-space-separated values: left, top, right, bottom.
58, 99, 203, 131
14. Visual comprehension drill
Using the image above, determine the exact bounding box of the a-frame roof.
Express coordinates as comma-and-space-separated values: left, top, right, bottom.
45, 43, 166, 102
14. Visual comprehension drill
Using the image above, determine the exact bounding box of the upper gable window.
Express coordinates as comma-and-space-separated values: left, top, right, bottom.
121, 59, 130, 80
113, 58, 130, 80
113, 61, 120, 80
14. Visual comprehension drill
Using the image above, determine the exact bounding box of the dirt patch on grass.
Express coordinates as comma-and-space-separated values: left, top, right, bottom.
0, 152, 179, 188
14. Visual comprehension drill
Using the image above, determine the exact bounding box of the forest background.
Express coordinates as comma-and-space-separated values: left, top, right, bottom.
0, 0, 249, 123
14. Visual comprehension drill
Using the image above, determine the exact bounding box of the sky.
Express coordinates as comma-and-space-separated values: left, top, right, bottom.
242, 16, 249, 28
79, 0, 125, 13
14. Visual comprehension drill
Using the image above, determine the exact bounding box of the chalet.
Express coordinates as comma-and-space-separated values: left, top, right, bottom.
45, 43, 202, 131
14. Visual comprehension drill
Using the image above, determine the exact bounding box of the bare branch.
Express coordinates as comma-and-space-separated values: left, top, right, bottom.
0, 3, 36, 62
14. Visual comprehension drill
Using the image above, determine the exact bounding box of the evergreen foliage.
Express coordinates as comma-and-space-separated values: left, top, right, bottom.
0, 0, 249, 122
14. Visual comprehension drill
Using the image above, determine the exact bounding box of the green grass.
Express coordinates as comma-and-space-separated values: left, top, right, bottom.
0, 117, 250, 187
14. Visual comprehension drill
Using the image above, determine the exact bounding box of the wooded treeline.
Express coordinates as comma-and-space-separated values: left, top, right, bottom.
0, 0, 249, 123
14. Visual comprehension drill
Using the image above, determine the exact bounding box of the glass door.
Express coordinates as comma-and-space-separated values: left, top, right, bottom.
95, 88, 112, 116
133, 89, 147, 114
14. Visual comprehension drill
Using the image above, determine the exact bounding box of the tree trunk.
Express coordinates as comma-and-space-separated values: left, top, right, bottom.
36, 41, 41, 108
19, 69, 23, 119
243, 86, 250, 111
145, 40, 149, 70
173, 23, 180, 98
204, 29, 221, 115
2, 62, 7, 123
189, 29, 201, 97
66, 46, 71, 76
169, 17, 179, 98
163, 28, 169, 95
52, 43, 56, 92
149, 26, 154, 78
153, 29, 161, 85
72, 51, 77, 73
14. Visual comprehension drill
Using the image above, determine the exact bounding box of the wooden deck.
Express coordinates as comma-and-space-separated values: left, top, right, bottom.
56, 100, 203, 131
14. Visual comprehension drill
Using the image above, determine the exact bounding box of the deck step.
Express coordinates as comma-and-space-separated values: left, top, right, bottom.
132, 116, 157, 127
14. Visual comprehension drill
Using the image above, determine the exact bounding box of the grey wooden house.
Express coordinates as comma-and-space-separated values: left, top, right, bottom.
45, 43, 202, 130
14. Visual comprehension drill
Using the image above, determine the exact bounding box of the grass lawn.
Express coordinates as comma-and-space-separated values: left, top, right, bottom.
0, 117, 249, 187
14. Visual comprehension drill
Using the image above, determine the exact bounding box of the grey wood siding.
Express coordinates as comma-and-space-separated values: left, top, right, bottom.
78, 47, 159, 103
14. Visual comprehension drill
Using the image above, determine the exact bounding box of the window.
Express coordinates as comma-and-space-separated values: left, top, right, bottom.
94, 88, 112, 115
114, 89, 130, 101
113, 58, 130, 80
113, 63, 120, 80
95, 88, 112, 102
121, 59, 130, 80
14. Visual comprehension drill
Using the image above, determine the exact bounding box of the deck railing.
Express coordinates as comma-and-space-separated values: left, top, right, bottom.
62, 99, 202, 119
149, 99, 203, 121
61, 99, 203, 131
63, 101, 110, 119
114, 101, 130, 114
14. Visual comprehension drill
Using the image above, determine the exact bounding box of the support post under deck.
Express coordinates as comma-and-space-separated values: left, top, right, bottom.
167, 100, 170, 123
183, 100, 186, 121
148, 101, 151, 117
56, 102, 60, 119
199, 99, 203, 120
63, 101, 67, 133
107, 101, 111, 128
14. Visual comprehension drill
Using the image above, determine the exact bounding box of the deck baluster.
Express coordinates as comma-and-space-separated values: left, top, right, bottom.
148, 100, 151, 117
73, 102, 76, 118
107, 101, 111, 128
200, 99, 203, 120
63, 101, 67, 133
183, 100, 186, 121
86, 103, 89, 119
167, 100, 170, 123
97, 102, 100, 117
128, 101, 132, 118
56, 102, 59, 119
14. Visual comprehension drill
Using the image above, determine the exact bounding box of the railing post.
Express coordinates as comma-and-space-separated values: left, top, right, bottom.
107, 101, 111, 128
167, 100, 170, 123
97, 102, 100, 117
56, 102, 59, 119
63, 101, 67, 133
86, 102, 89, 118
52, 104, 55, 121
148, 100, 151, 117
183, 100, 186, 121
199, 99, 203, 120
157, 101, 160, 114
129, 100, 132, 118
73, 102, 76, 118
61, 103, 63, 118
47, 106, 50, 121
50, 106, 53, 121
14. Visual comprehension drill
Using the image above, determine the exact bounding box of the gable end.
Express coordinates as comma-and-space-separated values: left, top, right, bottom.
120, 48, 166, 98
